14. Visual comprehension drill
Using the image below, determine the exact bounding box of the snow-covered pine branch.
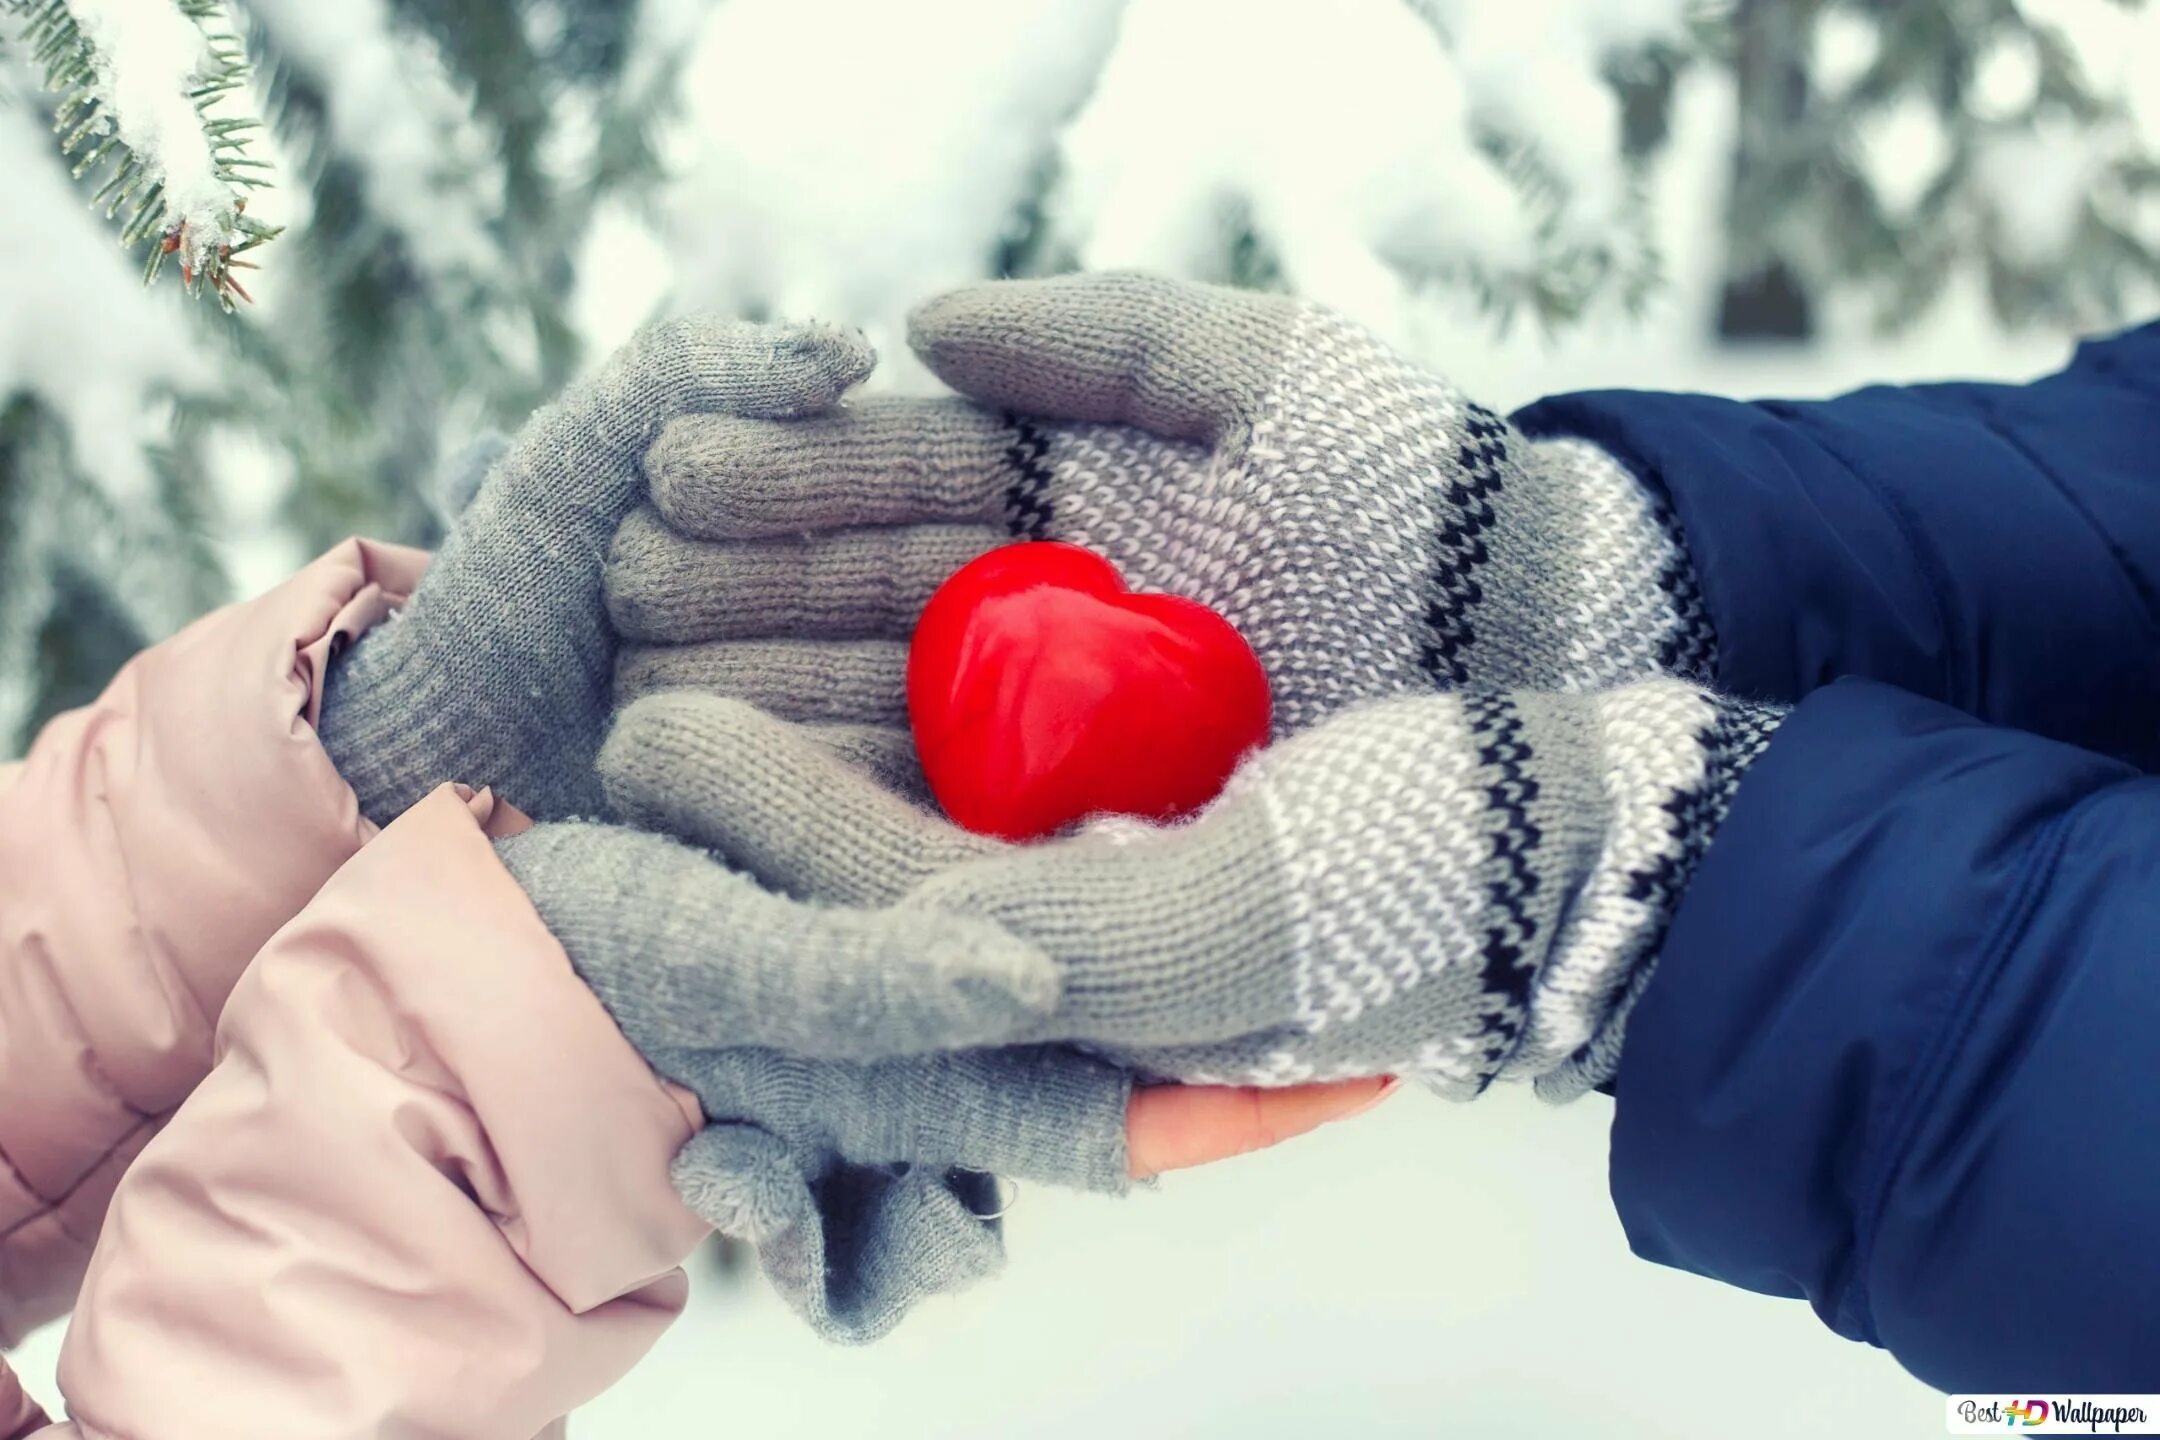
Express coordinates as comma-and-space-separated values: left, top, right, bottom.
5, 0, 278, 309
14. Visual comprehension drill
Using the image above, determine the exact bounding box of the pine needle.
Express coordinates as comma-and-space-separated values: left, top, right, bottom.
3, 0, 281, 310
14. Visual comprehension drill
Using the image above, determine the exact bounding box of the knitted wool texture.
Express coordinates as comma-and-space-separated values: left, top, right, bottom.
598, 273, 1750, 1094
605, 272, 1716, 744
311, 314, 1102, 1341
595, 680, 1783, 1099
318, 315, 876, 824
656, 1047, 1129, 1344
573, 275, 1777, 1334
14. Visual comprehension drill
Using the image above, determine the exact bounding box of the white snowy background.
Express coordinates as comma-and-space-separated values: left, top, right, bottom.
5, 0, 2157, 1434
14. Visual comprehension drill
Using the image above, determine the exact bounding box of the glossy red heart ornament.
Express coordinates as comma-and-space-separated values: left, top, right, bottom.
908, 542, 1272, 841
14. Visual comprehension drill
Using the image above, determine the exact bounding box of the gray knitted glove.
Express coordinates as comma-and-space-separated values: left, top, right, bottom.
599, 681, 1783, 1099
493, 808, 1134, 1343
674, 1129, 1009, 1345
604, 271, 1714, 748
640, 1045, 1131, 1343
317, 315, 874, 823
492, 819, 1057, 1063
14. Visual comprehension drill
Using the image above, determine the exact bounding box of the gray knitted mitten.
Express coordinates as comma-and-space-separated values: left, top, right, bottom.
494, 813, 1135, 1343
641, 1046, 1130, 1343
604, 271, 1714, 747
676, 1130, 1007, 1344
317, 316, 874, 824
599, 682, 1783, 1099
493, 819, 1058, 1063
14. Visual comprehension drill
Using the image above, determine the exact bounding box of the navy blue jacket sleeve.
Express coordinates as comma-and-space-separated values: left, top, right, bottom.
1612, 678, 2160, 1390
1514, 319, 2160, 768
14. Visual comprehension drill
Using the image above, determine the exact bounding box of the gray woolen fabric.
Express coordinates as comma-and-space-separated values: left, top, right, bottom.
492, 820, 1058, 1062
673, 1126, 1008, 1345
602, 273, 1718, 738
654, 1045, 1132, 1195
598, 682, 1785, 1096
304, 314, 1119, 1343
656, 1041, 1135, 1345
615, 636, 911, 726
499, 815, 1134, 1343
316, 315, 875, 825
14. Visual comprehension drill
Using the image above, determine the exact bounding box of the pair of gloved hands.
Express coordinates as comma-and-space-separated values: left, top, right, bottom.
316, 271, 1782, 1341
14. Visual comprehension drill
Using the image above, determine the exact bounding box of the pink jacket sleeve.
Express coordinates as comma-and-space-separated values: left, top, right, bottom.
0, 541, 426, 1343
48, 786, 711, 1439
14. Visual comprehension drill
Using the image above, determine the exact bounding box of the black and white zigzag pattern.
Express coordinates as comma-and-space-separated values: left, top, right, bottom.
975, 304, 1708, 737
1142, 681, 1779, 1095
1460, 691, 1545, 1092
1419, 405, 1511, 687
1536, 695, 1782, 1090
1620, 696, 1780, 919
1648, 492, 1719, 681
1000, 414, 1056, 540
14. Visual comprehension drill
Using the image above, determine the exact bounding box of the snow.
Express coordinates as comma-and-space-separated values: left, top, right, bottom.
62, 0, 235, 263
570, 199, 673, 357
0, 76, 194, 504
1978, 119, 2113, 266
1854, 93, 1951, 219
198, 423, 305, 599
635, 0, 1691, 383
0, 70, 204, 744
241, 0, 501, 281
1970, 27, 2043, 123
654, 0, 1127, 386
1967, 6, 2160, 282
1055, 0, 1535, 340
1417, 0, 1688, 226
1811, 7, 1880, 99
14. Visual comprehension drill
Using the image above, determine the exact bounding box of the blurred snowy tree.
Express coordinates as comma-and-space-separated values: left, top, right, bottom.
1718, 0, 2160, 338
1, 0, 2155, 742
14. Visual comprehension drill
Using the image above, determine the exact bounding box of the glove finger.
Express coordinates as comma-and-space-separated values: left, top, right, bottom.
644, 395, 1021, 540
803, 723, 932, 804
601, 314, 876, 429
601, 692, 998, 905
906, 271, 1296, 444
322, 318, 872, 826
676, 1127, 1004, 1344
497, 822, 1053, 1059
670, 1123, 808, 1245
798, 1167, 1005, 1344
615, 639, 909, 725
501, 316, 875, 502
606, 506, 1005, 642
665, 1045, 1130, 1194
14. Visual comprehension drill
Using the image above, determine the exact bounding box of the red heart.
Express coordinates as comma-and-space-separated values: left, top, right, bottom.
908, 542, 1272, 841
